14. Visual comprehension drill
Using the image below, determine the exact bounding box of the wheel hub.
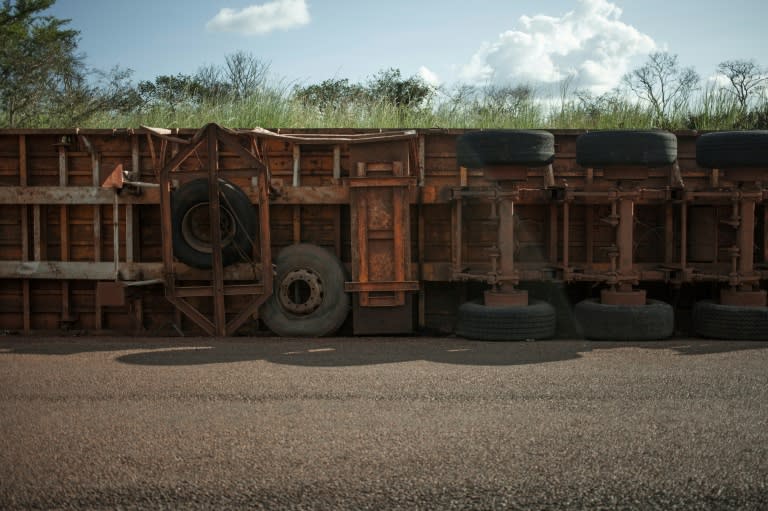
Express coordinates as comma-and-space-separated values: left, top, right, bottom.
180, 202, 236, 253
278, 268, 324, 315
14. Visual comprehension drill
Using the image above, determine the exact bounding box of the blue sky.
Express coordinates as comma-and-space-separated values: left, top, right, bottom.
49, 0, 768, 93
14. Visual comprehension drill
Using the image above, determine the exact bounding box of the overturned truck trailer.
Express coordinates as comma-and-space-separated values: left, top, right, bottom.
1, 124, 767, 340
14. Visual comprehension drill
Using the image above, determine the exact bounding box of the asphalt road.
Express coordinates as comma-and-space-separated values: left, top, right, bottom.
1, 336, 767, 510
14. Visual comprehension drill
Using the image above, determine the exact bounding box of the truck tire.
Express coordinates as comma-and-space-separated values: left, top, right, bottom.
455, 299, 556, 341
172, 178, 256, 269
696, 131, 768, 168
456, 130, 555, 168
260, 243, 350, 337
692, 300, 768, 340
576, 130, 677, 167
574, 298, 673, 341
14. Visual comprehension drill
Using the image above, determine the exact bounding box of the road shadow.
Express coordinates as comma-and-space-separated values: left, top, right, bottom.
4, 336, 767, 368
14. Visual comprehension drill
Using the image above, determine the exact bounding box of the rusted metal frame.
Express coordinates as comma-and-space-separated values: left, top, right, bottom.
348, 160, 412, 307
332, 145, 341, 182
351, 163, 369, 304
451, 191, 463, 278
497, 189, 519, 289
348, 176, 416, 188
345, 281, 420, 292
215, 130, 267, 173
292, 206, 301, 244
0, 261, 266, 280
156, 126, 217, 335
174, 284, 265, 298
562, 200, 570, 274
244, 127, 418, 144
165, 296, 215, 336
206, 125, 227, 336
392, 161, 407, 306
617, 199, 634, 280
58, 144, 73, 325
19, 135, 30, 333
0, 186, 159, 205
549, 203, 558, 265
112, 193, 120, 280
664, 203, 674, 265
89, 149, 104, 329
127, 136, 142, 332
417, 135, 425, 187
146, 133, 158, 174
226, 163, 273, 336
292, 144, 301, 187
736, 199, 757, 289
140, 126, 190, 146
158, 133, 207, 330
417, 188, 426, 328
32, 203, 43, 262
155, 125, 273, 336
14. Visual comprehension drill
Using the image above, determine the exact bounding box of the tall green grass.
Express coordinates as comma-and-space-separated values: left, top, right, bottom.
84, 83, 768, 130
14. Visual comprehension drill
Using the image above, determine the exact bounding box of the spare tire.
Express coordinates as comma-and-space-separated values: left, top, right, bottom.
696, 131, 768, 168
456, 130, 555, 168
692, 300, 768, 340
260, 243, 350, 337
576, 130, 677, 167
172, 178, 257, 269
574, 298, 674, 341
455, 299, 556, 341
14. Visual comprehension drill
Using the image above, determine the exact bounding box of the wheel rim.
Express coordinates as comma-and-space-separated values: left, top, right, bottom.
278, 268, 324, 315
180, 202, 236, 254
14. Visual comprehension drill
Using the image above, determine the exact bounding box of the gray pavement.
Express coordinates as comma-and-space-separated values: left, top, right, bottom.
1, 336, 767, 510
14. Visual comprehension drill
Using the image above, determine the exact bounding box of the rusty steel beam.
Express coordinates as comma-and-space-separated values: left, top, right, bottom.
206, 125, 227, 336
738, 199, 756, 281
618, 199, 634, 275
0, 187, 160, 205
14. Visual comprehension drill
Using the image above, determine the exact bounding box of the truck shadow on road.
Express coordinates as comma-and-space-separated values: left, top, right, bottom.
3, 337, 768, 368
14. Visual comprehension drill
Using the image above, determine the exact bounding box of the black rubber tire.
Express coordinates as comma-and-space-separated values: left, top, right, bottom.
574, 298, 674, 341
692, 300, 768, 340
456, 130, 555, 168
696, 131, 768, 168
171, 178, 256, 269
260, 243, 350, 337
454, 299, 556, 341
576, 130, 677, 167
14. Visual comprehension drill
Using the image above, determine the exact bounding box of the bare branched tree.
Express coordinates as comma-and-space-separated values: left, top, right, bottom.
623, 52, 700, 127
717, 59, 767, 112
225, 51, 270, 99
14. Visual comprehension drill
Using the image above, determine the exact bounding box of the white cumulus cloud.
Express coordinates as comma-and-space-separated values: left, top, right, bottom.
459, 0, 656, 94
418, 66, 441, 87
206, 0, 310, 36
